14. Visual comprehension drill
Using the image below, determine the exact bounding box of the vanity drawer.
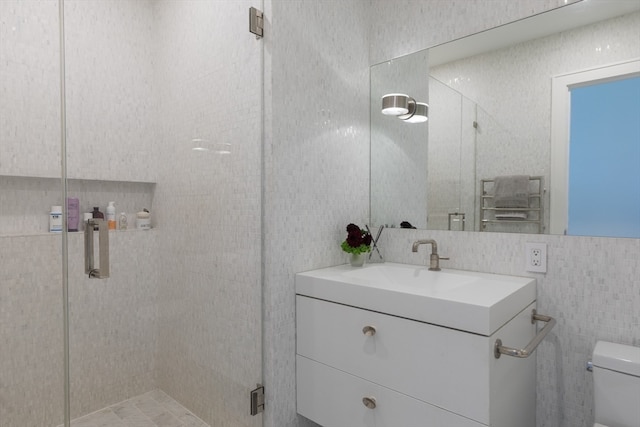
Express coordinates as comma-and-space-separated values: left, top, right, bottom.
296, 355, 485, 427
296, 295, 535, 425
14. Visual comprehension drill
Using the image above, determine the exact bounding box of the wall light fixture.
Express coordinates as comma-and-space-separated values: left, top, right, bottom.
381, 94, 428, 123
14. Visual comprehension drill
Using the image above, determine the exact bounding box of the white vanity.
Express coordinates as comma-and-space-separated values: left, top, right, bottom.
295, 263, 540, 427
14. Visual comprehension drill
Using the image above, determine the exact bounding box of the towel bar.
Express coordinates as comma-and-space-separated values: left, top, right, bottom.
494, 309, 555, 359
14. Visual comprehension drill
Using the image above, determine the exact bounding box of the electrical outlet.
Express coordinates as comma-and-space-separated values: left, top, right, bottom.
525, 242, 547, 273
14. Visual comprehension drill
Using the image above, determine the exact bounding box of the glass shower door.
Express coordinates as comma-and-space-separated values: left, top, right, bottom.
61, 1, 263, 426
0, 0, 66, 425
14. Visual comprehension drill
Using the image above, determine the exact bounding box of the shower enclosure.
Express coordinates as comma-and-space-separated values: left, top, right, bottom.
0, 1, 263, 426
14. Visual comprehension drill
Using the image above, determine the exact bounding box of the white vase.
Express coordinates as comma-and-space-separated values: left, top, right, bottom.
349, 252, 366, 267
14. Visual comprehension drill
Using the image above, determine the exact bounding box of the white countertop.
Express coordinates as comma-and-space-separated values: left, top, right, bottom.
295, 262, 536, 336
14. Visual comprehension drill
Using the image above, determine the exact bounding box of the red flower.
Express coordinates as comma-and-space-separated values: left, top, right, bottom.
342, 223, 372, 253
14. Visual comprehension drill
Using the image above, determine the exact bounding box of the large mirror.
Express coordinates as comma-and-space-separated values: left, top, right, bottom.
371, 0, 640, 237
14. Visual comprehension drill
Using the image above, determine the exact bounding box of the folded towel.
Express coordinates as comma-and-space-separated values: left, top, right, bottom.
495, 211, 528, 220
493, 175, 530, 208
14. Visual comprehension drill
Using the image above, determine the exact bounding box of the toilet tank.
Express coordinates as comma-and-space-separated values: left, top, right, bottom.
592, 341, 640, 427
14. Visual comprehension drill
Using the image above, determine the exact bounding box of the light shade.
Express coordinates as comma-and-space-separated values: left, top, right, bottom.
381, 93, 412, 115
402, 102, 428, 123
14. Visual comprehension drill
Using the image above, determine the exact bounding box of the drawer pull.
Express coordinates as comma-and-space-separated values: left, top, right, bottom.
362, 325, 376, 336
362, 396, 377, 409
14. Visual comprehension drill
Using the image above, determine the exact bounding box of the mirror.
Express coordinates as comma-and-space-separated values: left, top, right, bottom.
370, 0, 640, 237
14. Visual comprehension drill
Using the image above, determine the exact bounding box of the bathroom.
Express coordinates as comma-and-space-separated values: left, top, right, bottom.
0, 0, 638, 426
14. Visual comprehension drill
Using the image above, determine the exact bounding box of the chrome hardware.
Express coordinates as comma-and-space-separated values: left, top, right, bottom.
362, 325, 376, 336
249, 7, 263, 39
586, 360, 593, 372
411, 239, 448, 271
84, 219, 109, 279
362, 396, 377, 409
494, 309, 556, 359
250, 384, 265, 415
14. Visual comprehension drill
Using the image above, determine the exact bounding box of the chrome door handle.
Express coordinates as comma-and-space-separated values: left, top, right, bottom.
84, 218, 109, 279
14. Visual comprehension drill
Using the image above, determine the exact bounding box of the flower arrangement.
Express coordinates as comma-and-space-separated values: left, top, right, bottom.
341, 223, 372, 254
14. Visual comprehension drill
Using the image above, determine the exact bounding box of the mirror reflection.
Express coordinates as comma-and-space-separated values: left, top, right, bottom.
370, 1, 640, 237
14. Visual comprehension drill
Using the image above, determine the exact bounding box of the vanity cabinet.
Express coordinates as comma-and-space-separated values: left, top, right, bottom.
295, 264, 538, 427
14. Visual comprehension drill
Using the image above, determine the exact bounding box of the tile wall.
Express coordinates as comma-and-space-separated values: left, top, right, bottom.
262, 1, 370, 426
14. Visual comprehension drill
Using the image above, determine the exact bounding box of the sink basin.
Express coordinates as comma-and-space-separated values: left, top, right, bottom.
343, 264, 477, 295
295, 262, 536, 335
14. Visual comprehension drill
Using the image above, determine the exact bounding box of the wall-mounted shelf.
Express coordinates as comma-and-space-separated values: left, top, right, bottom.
0, 175, 156, 237
479, 176, 544, 234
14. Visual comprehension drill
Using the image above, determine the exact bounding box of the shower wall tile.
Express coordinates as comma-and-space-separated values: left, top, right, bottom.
152, 1, 262, 426
66, 230, 160, 419
0, 0, 61, 178
262, 1, 370, 427
0, 234, 64, 426
0, 230, 158, 426
63, 0, 157, 183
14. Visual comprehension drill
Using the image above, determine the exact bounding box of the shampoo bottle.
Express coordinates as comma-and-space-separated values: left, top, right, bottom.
66, 197, 79, 232
92, 207, 104, 230
106, 201, 116, 230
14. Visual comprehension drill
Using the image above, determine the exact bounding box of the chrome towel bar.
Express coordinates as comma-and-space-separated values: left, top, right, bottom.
494, 309, 555, 359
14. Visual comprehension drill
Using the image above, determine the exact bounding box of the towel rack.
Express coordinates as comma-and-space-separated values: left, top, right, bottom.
494, 309, 555, 358
480, 176, 544, 233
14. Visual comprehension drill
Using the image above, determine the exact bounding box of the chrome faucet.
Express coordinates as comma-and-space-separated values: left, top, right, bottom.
412, 239, 448, 271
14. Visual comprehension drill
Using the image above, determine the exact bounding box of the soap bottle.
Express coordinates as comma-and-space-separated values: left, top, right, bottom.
49, 206, 63, 233
119, 212, 128, 230
106, 201, 116, 230
92, 207, 104, 230
136, 209, 151, 230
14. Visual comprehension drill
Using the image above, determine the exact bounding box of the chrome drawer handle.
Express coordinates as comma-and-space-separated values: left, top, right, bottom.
362, 396, 377, 409
362, 325, 376, 336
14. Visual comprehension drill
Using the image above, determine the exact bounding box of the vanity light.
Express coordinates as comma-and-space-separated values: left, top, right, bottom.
402, 102, 428, 123
381, 94, 428, 123
381, 93, 414, 116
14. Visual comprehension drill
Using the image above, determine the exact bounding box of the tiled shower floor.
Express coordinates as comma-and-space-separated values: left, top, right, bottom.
59, 389, 209, 427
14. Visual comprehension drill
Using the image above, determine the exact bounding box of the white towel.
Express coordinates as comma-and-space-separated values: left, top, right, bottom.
495, 212, 528, 220
493, 175, 530, 208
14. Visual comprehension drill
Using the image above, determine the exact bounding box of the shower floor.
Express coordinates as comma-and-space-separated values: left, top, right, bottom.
59, 389, 209, 427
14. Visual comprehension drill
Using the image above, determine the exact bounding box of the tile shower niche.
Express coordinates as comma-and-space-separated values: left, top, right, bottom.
0, 175, 156, 236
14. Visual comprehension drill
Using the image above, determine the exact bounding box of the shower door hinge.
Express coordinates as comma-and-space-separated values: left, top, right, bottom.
249, 7, 264, 39
250, 384, 265, 415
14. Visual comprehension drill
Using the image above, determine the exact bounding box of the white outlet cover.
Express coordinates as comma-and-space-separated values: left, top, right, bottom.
525, 242, 547, 273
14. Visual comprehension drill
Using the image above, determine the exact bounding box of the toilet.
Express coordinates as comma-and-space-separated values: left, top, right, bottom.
592, 340, 640, 427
